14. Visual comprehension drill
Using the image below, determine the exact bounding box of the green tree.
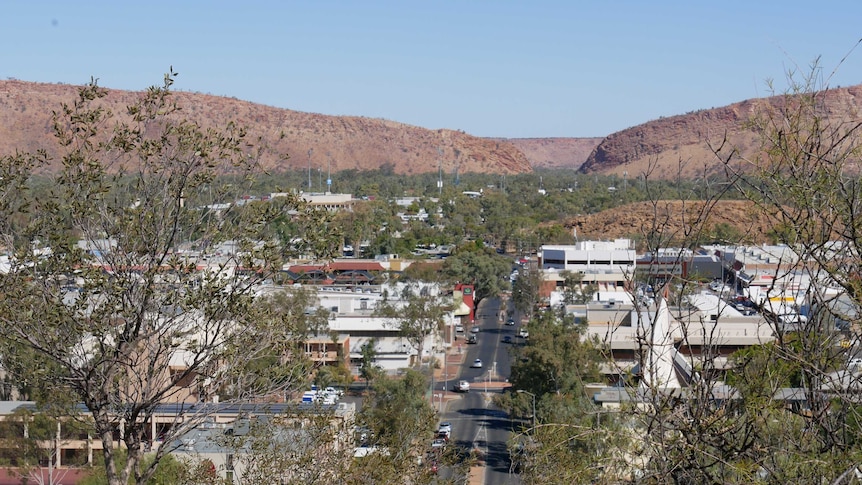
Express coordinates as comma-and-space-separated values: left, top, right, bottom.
561, 270, 597, 305
509, 310, 602, 398
375, 282, 453, 368
503, 307, 609, 483
605, 56, 862, 484
358, 339, 382, 388
79, 450, 226, 485
443, 245, 511, 310
512, 264, 540, 319
356, 369, 438, 483
208, 409, 352, 485
0, 73, 325, 485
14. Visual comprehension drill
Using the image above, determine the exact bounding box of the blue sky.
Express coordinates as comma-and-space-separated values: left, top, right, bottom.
2, 1, 861, 138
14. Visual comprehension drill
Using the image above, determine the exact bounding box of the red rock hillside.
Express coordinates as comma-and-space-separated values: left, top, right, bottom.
0, 80, 533, 176
580, 85, 862, 180
495, 137, 603, 170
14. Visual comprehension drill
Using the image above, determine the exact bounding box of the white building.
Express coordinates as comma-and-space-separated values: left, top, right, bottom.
540, 240, 636, 303
320, 283, 454, 373
258, 282, 456, 374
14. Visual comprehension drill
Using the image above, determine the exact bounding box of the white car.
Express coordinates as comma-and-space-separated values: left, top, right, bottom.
470, 325, 480, 333
455, 324, 465, 333
455, 380, 470, 392
471, 359, 483, 368
438, 422, 452, 434
324, 386, 344, 398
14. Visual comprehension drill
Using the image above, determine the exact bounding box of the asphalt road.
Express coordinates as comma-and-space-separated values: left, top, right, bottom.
442, 297, 523, 485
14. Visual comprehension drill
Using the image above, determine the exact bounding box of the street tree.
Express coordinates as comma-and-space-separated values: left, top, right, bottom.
512, 264, 540, 320
375, 282, 453, 368
443, 244, 511, 310
0, 72, 325, 485
358, 339, 382, 389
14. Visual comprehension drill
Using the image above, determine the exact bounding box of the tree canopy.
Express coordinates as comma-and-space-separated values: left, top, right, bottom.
0, 72, 327, 485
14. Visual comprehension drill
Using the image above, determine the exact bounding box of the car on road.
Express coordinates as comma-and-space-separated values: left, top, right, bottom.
455, 324, 465, 333
470, 325, 480, 333
506, 318, 516, 326
466, 334, 478, 344
471, 358, 483, 368
438, 422, 452, 434
431, 438, 447, 449
455, 380, 470, 392
503, 335, 513, 343
518, 328, 529, 339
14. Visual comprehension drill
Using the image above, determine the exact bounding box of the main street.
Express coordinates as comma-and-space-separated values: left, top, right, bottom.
439, 296, 524, 484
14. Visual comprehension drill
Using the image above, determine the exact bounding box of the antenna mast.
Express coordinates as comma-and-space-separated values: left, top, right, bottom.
307, 149, 313, 191
437, 147, 443, 196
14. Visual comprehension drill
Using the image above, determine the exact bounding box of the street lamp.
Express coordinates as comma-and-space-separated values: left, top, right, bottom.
516, 390, 536, 429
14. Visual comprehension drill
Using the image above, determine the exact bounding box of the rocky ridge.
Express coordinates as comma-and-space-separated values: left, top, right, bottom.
0, 80, 532, 175
580, 85, 862, 179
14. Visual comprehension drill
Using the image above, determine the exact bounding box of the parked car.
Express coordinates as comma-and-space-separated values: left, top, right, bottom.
518, 328, 529, 339
471, 358, 483, 368
324, 386, 344, 399
470, 325, 480, 333
466, 334, 478, 344
438, 422, 452, 434
503, 335, 513, 344
455, 324, 465, 333
431, 438, 447, 449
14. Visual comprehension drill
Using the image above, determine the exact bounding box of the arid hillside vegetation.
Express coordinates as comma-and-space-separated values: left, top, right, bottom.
562, 199, 776, 245
580, 84, 862, 179
0, 80, 533, 175
6, 79, 860, 180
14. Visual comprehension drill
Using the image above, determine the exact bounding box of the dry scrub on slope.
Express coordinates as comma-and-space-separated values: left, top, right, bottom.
561, 200, 776, 246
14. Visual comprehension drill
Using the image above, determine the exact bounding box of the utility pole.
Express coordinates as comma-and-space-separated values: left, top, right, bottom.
437, 147, 443, 196
307, 149, 312, 191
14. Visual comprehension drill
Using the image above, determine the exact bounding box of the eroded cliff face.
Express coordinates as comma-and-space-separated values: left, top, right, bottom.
580, 85, 862, 179
0, 80, 533, 175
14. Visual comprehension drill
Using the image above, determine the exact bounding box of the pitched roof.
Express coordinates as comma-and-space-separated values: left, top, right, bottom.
326, 261, 386, 272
